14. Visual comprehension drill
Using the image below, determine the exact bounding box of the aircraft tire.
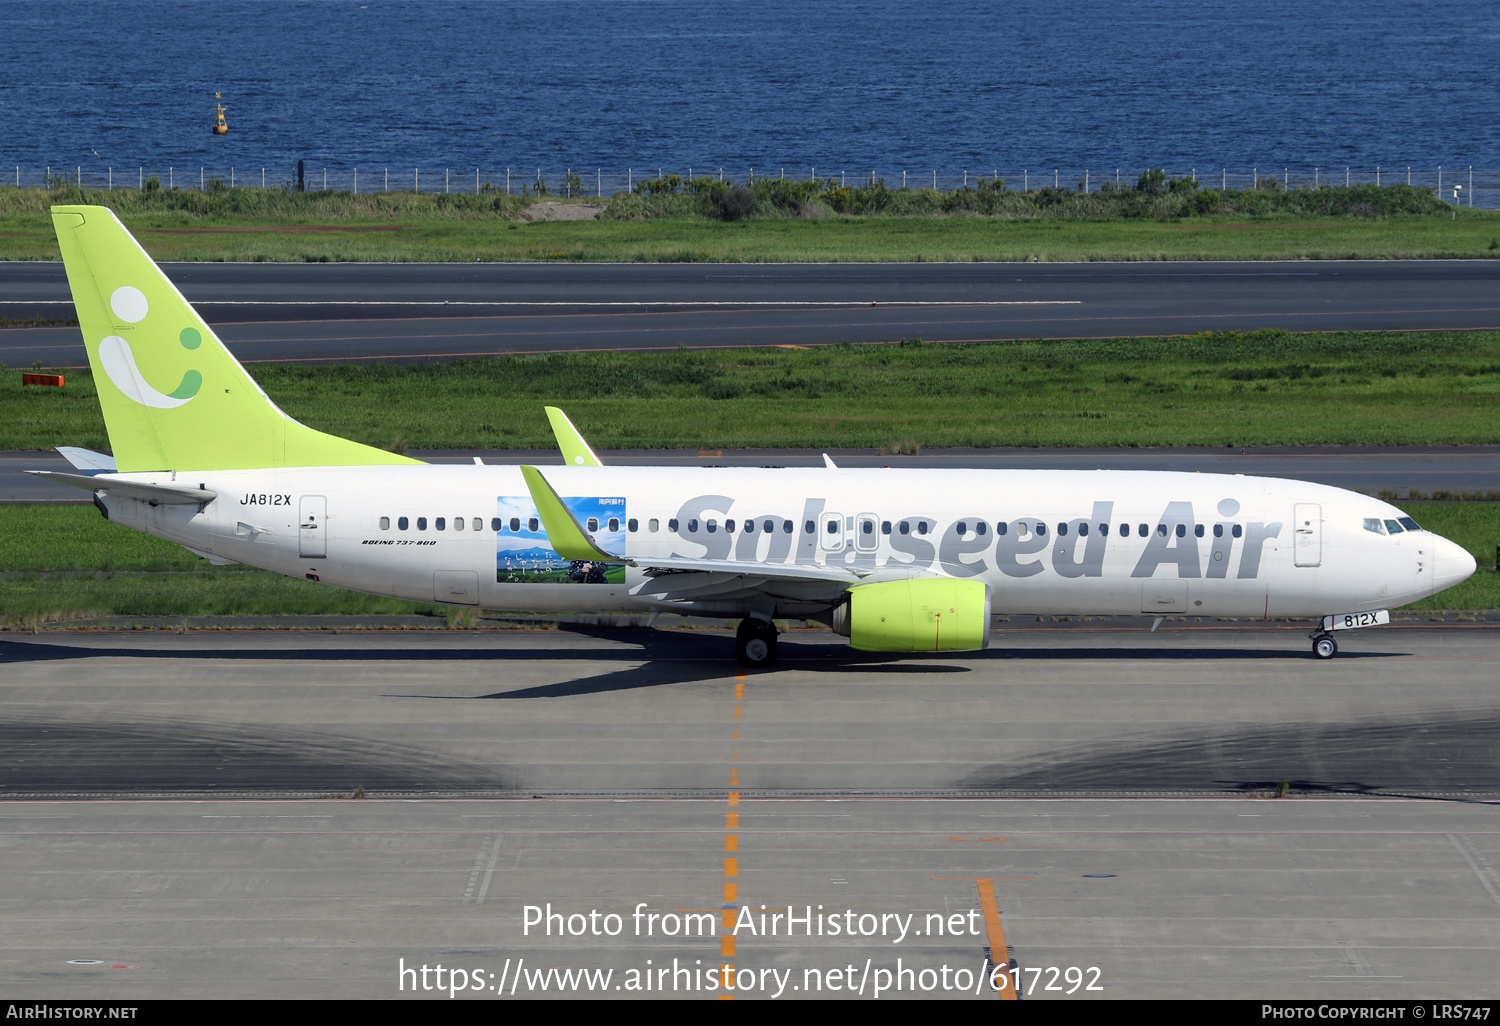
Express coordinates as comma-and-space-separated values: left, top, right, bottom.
736, 619, 779, 669
1312, 635, 1338, 660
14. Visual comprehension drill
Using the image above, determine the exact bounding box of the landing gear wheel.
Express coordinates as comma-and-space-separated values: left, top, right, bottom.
736, 618, 779, 669
1312, 635, 1338, 660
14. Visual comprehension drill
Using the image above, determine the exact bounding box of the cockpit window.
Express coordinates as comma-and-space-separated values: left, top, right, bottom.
1398, 517, 1421, 532
1363, 518, 1386, 535
1384, 519, 1404, 535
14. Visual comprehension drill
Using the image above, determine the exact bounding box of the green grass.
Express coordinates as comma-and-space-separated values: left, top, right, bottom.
9, 330, 1500, 451
1, 502, 1493, 618
1, 183, 1496, 262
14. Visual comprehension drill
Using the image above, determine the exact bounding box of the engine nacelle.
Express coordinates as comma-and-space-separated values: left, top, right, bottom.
831, 578, 992, 652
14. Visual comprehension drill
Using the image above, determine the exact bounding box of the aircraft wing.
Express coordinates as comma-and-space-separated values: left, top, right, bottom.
519, 464, 868, 586
635, 557, 866, 582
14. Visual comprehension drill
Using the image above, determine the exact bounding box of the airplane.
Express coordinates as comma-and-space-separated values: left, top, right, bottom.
33, 205, 1478, 667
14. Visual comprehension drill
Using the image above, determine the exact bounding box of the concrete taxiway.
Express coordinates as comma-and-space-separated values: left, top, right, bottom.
4, 259, 1500, 367
1, 625, 1497, 999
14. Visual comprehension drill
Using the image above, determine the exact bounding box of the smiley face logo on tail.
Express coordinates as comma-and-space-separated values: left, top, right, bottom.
98, 286, 203, 409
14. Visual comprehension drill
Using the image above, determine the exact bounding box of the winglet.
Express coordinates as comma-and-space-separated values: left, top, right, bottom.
519, 465, 622, 563
545, 407, 603, 467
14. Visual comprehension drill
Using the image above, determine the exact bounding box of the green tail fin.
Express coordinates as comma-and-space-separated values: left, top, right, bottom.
51, 205, 420, 472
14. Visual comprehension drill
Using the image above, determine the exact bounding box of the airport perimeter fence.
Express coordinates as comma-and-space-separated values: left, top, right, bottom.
9, 162, 1500, 210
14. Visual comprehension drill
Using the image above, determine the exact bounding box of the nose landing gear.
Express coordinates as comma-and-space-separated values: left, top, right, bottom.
736, 617, 779, 669
1311, 632, 1338, 660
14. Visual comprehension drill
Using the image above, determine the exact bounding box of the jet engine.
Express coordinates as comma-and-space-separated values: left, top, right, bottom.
830, 579, 992, 652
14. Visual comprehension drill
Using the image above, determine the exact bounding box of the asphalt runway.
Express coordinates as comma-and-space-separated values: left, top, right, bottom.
6, 445, 1499, 503
4, 259, 1500, 367
2, 626, 1498, 998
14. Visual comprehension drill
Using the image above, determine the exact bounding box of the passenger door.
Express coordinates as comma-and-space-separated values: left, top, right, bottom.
1293, 503, 1321, 567
299, 495, 327, 558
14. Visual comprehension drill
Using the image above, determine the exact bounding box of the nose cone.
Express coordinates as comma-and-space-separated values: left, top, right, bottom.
1430, 534, 1477, 596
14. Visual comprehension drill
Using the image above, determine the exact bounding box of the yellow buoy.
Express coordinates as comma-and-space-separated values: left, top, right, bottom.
212, 92, 228, 135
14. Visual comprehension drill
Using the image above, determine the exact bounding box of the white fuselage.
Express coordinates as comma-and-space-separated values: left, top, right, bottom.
97, 464, 1468, 621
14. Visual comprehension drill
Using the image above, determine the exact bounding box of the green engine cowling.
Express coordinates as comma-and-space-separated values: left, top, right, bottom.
831, 579, 992, 652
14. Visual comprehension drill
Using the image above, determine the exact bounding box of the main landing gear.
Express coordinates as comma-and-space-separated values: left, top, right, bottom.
736, 617, 779, 669
1310, 631, 1339, 660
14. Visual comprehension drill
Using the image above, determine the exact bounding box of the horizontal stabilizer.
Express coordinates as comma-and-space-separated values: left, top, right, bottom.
55, 446, 118, 473
28, 470, 217, 505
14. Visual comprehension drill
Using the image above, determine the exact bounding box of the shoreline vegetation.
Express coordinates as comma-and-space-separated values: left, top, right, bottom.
1, 501, 1494, 621
1, 174, 1497, 263
7, 330, 1500, 451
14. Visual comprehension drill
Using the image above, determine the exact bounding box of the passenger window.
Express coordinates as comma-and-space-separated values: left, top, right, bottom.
1398, 517, 1421, 531
1119, 523, 1128, 537
918, 521, 929, 536
707, 519, 717, 533
862, 520, 873, 535
648, 519, 659, 532
437, 517, 447, 531
610, 518, 620, 532
1057, 523, 1067, 536
882, 521, 892, 535
688, 519, 699, 533
957, 521, 968, 536
473, 518, 482, 532
1232, 524, 1242, 538
725, 519, 735, 533
628, 519, 638, 532
1174, 524, 1185, 538
805, 520, 815, 534
976, 522, 987, 536
528, 517, 539, 532
1098, 523, 1108, 535
455, 517, 464, 532
1138, 524, 1148, 537
491, 518, 501, 532
1034, 523, 1045, 537
418, 517, 428, 531
996, 522, 1008, 536
669, 518, 680, 532
399, 516, 409, 531
765, 519, 776, 533
745, 519, 755, 533
783, 520, 793, 534
1079, 523, 1088, 537
1214, 524, 1224, 538
900, 521, 910, 535
826, 519, 838, 534
380, 516, 390, 530
510, 517, 521, 532
1384, 519, 1404, 534
587, 517, 599, 531
1194, 524, 1203, 537
1157, 524, 1168, 537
